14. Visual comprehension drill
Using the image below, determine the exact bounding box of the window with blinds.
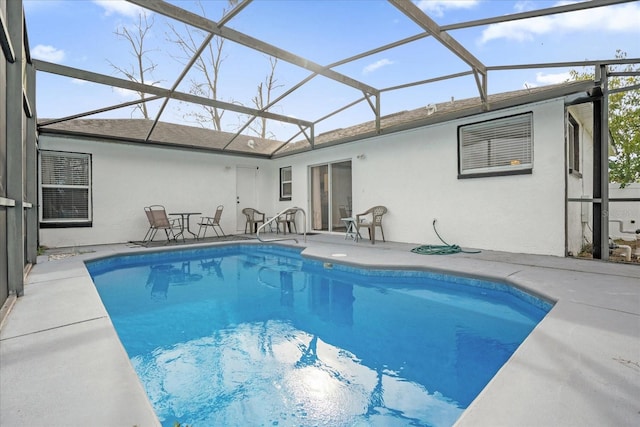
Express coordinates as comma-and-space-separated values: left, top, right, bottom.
40, 151, 92, 224
458, 112, 533, 178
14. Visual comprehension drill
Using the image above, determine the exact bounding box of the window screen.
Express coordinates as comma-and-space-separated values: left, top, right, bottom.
459, 113, 533, 177
280, 166, 292, 200
40, 151, 91, 224
568, 114, 580, 174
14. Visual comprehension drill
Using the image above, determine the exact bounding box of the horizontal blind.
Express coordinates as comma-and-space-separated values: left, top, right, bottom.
41, 152, 90, 186
41, 188, 89, 220
40, 151, 91, 222
460, 113, 532, 174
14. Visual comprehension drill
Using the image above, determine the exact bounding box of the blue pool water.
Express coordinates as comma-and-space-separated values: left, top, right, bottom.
87, 245, 551, 427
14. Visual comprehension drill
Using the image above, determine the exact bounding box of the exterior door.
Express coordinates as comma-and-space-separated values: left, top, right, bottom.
310, 161, 352, 232
236, 166, 258, 232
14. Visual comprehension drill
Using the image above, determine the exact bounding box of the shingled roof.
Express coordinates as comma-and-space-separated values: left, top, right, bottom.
38, 80, 595, 158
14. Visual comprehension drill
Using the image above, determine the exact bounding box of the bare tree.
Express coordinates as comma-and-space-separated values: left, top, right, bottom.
247, 56, 283, 139
167, 26, 226, 129
108, 12, 160, 119
166, 1, 236, 130
167, 0, 282, 139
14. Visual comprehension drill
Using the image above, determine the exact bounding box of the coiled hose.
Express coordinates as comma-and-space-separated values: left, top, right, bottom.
411, 220, 481, 255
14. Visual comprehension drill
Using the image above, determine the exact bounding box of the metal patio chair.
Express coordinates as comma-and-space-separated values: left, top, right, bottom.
197, 205, 225, 239
142, 205, 182, 244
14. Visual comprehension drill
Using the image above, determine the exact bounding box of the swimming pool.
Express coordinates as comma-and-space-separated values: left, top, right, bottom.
87, 244, 552, 427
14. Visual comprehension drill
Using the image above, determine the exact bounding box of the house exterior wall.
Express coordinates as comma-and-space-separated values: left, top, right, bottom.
566, 106, 595, 256
40, 98, 572, 256
274, 99, 569, 256
609, 183, 640, 240
38, 136, 271, 248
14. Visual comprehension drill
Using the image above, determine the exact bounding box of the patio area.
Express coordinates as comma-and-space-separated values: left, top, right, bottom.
1, 233, 638, 426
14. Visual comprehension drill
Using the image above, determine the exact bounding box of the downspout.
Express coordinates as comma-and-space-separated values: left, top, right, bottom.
563, 107, 569, 256
591, 63, 610, 260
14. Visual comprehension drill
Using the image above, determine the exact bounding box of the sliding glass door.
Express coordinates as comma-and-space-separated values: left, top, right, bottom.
310, 161, 352, 232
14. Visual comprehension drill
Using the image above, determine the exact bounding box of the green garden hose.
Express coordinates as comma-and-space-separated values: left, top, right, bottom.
411, 220, 481, 255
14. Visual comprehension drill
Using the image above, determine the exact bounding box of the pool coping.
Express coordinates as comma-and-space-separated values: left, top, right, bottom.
1, 235, 639, 426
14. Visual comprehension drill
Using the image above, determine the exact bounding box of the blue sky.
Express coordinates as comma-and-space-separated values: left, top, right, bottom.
23, 0, 640, 140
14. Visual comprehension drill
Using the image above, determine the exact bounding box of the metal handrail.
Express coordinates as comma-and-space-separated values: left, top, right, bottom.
257, 206, 307, 244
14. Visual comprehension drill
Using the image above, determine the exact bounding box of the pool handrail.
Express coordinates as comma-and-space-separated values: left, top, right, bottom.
257, 207, 306, 244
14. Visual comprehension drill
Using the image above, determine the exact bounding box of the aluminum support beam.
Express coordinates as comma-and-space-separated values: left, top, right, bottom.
145, 33, 214, 141
592, 96, 603, 258
388, 0, 487, 101
217, 0, 253, 28
6, 0, 24, 296
609, 82, 640, 95
608, 71, 640, 77
126, 0, 379, 97
488, 57, 640, 71
387, 1, 486, 71
599, 66, 610, 260
25, 62, 38, 264
592, 64, 610, 260
389, 0, 487, 72
382, 70, 473, 92
0, 6, 14, 62
442, 0, 636, 31
39, 96, 163, 127
33, 59, 312, 128
34, 59, 171, 97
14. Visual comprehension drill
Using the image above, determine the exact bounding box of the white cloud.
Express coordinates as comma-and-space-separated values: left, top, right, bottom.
93, 0, 146, 18
71, 79, 88, 85
481, 16, 554, 43
113, 87, 137, 99
31, 44, 65, 62
522, 71, 572, 89
513, 1, 535, 13
480, 1, 640, 43
416, 0, 479, 17
535, 71, 571, 84
363, 59, 394, 75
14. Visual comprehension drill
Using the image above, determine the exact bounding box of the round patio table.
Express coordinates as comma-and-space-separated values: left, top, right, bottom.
169, 212, 201, 239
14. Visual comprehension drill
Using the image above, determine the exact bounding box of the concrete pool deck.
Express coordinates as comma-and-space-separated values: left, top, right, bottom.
1, 233, 638, 426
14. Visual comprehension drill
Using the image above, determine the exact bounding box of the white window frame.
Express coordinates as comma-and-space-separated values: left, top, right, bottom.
280, 166, 292, 201
39, 150, 92, 226
458, 112, 533, 178
568, 114, 581, 176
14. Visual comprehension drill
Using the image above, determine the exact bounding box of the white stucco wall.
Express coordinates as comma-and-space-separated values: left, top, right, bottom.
40, 97, 570, 256
566, 106, 595, 256
609, 183, 640, 240
39, 136, 272, 248
274, 99, 568, 256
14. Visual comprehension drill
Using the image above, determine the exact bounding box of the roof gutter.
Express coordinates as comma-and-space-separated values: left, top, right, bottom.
272, 81, 597, 159
37, 128, 273, 160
